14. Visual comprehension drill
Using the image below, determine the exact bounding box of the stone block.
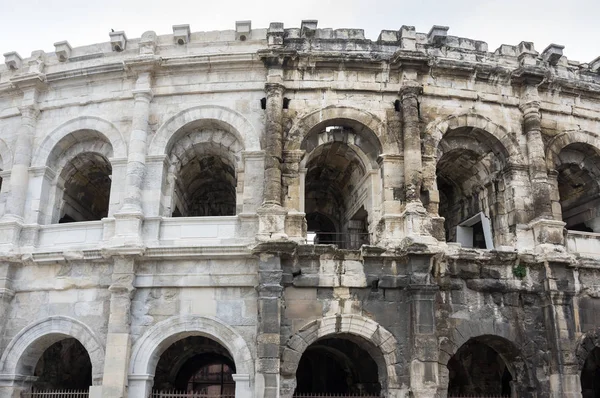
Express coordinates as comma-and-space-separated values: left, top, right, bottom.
173, 24, 190, 45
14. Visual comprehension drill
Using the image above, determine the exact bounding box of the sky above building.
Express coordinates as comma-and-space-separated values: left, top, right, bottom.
0, 0, 598, 64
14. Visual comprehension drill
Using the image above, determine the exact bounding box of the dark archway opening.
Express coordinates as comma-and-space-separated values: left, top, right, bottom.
582, 346, 600, 398
295, 337, 381, 396
447, 339, 512, 397
172, 149, 237, 217
58, 152, 112, 223
555, 143, 600, 233
33, 338, 92, 391
153, 336, 235, 396
303, 124, 375, 249
436, 127, 508, 248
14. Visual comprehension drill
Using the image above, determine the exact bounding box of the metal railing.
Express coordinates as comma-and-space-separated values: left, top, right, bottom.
448, 395, 511, 398
305, 232, 370, 250
150, 392, 234, 398
22, 391, 89, 398
293, 395, 379, 398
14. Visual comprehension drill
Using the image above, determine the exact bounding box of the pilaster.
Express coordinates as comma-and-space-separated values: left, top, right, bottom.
101, 256, 136, 398
407, 253, 439, 398
111, 67, 155, 247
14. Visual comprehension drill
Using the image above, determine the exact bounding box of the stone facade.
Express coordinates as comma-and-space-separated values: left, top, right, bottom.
0, 20, 598, 398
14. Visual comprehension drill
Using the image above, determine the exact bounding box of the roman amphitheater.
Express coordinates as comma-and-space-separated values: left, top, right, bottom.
0, 19, 599, 398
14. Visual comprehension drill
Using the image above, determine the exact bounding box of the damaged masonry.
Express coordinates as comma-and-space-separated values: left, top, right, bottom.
0, 19, 599, 398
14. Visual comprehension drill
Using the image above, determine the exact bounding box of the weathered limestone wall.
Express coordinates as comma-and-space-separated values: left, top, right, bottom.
0, 19, 599, 398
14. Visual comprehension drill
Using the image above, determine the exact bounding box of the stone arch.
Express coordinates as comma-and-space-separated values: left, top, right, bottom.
425, 112, 523, 164
439, 320, 537, 396
32, 116, 127, 167
280, 315, 400, 395
546, 130, 600, 170
129, 315, 254, 378
0, 316, 105, 383
286, 106, 388, 153
149, 105, 258, 156
576, 328, 600, 371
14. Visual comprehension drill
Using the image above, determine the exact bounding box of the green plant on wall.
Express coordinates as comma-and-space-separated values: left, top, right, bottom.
513, 263, 527, 279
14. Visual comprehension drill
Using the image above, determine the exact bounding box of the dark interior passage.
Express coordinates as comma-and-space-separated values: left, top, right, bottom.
295, 336, 381, 396
154, 336, 235, 395
582, 346, 600, 398
33, 338, 92, 391
59, 152, 112, 223
447, 339, 512, 397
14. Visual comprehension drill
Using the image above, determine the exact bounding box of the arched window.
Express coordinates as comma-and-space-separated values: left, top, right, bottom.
302, 122, 380, 249
163, 120, 243, 218
553, 143, 600, 232
33, 338, 92, 391
436, 126, 511, 248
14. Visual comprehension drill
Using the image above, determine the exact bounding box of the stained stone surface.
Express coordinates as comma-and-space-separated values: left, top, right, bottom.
0, 20, 598, 398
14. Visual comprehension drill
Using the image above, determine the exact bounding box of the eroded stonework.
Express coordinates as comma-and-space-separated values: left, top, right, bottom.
0, 20, 599, 398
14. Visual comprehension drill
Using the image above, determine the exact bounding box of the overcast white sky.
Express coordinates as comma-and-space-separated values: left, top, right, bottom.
0, 0, 598, 63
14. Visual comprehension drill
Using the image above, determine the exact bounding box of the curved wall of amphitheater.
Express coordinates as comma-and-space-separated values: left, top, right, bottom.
0, 20, 599, 398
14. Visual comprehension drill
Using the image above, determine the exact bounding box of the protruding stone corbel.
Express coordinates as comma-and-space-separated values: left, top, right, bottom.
590, 56, 600, 73
400, 26, 417, 50
3, 52, 22, 70
54, 41, 72, 62
301, 20, 318, 38
236, 20, 251, 41
427, 25, 449, 46
109, 30, 127, 52
542, 43, 564, 66
139, 31, 157, 55
267, 22, 284, 46
517, 41, 539, 66
173, 24, 190, 45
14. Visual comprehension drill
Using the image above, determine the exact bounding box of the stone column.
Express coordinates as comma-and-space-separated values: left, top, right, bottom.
3, 106, 39, 221
520, 88, 552, 219
514, 72, 565, 251
254, 245, 285, 398
121, 73, 153, 215
101, 256, 136, 398
111, 72, 153, 246
400, 85, 423, 205
407, 254, 439, 398
398, 84, 436, 245
257, 82, 287, 240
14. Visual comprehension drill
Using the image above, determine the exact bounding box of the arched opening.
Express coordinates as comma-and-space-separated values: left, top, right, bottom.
165, 121, 243, 218
152, 336, 236, 396
554, 143, 600, 232
581, 346, 600, 398
32, 337, 92, 391
295, 336, 381, 396
436, 127, 510, 249
302, 122, 380, 249
447, 338, 513, 397
43, 129, 114, 224
58, 152, 112, 223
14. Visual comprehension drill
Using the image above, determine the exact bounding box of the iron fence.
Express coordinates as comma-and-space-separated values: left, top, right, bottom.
150, 392, 235, 398
293, 395, 380, 398
22, 391, 89, 398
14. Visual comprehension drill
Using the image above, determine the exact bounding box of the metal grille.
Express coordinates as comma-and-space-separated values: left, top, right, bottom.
293, 395, 380, 398
22, 391, 89, 398
150, 392, 235, 398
